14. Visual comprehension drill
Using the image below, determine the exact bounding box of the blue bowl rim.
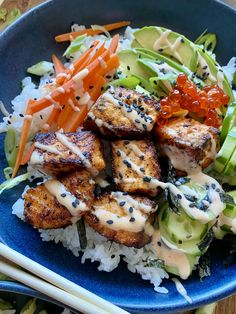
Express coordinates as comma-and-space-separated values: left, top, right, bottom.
0, 0, 236, 312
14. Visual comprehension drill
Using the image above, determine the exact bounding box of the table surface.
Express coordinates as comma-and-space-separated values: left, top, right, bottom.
0, 0, 236, 313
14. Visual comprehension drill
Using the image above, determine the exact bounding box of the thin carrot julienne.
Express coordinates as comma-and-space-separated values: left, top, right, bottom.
52, 54, 65, 75
55, 21, 130, 42
13, 35, 121, 176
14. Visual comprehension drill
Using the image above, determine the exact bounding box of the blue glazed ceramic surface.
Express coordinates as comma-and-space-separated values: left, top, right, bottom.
0, 0, 236, 313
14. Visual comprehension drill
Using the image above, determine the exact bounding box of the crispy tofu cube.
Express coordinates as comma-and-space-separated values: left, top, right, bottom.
84, 87, 160, 138
29, 131, 105, 176
24, 170, 94, 229
111, 139, 161, 196
156, 118, 220, 173
85, 191, 157, 248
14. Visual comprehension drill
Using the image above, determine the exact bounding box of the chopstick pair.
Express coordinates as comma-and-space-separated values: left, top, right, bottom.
0, 242, 129, 314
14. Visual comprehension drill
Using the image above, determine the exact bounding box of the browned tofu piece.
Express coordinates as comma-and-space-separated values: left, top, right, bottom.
84, 87, 160, 138
24, 170, 94, 229
85, 191, 157, 248
29, 131, 105, 176
111, 139, 161, 196
156, 118, 220, 173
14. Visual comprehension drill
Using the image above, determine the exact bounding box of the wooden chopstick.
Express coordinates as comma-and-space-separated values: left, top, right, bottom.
0, 243, 129, 314
0, 260, 106, 314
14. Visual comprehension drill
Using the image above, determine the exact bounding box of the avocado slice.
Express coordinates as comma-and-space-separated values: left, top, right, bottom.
118, 49, 154, 80
133, 26, 233, 100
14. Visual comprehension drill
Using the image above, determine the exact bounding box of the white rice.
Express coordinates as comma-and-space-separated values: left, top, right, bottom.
12, 195, 169, 293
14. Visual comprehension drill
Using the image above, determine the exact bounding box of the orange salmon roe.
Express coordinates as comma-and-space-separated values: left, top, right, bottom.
157, 73, 230, 128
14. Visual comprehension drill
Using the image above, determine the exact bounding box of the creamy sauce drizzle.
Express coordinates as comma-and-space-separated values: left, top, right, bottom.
34, 142, 61, 155
150, 228, 193, 280
93, 191, 157, 232
153, 28, 183, 63
219, 214, 236, 233
103, 92, 153, 131
172, 278, 192, 303
45, 180, 87, 217
55, 132, 98, 176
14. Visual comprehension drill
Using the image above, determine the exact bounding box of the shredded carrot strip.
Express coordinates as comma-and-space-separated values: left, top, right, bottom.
63, 105, 88, 132
89, 43, 106, 63
21, 143, 35, 165
12, 100, 34, 177
98, 53, 120, 76
45, 107, 61, 126
89, 75, 106, 101
109, 34, 119, 53
56, 41, 99, 85
52, 54, 65, 75
55, 21, 130, 42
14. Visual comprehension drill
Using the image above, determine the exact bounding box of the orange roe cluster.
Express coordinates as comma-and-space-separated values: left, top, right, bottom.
158, 73, 230, 128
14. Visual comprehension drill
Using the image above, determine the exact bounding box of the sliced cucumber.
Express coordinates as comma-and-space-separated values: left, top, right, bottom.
27, 61, 54, 76
221, 102, 236, 143
165, 254, 197, 278
63, 35, 86, 57
159, 206, 210, 256
4, 128, 18, 167
215, 127, 236, 174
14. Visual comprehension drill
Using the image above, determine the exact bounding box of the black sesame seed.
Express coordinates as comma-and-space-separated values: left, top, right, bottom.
61, 193, 66, 198
106, 220, 113, 225
106, 75, 112, 79
129, 207, 134, 213
157, 241, 162, 247
177, 194, 182, 199
140, 155, 145, 160
62, 105, 65, 109
127, 94, 131, 100
119, 172, 123, 179
30, 175, 35, 180
124, 140, 130, 145
76, 96, 80, 100
7, 120, 11, 124
72, 201, 77, 208
181, 38, 185, 43
140, 168, 145, 172
189, 203, 195, 208
123, 160, 132, 168
19, 113, 24, 117
40, 115, 43, 120
89, 85, 94, 89
119, 201, 126, 206
90, 44, 94, 49
135, 119, 140, 124
118, 92, 123, 97
203, 65, 208, 70
127, 108, 132, 113
129, 217, 135, 222
127, 65, 130, 71
143, 176, 151, 182
118, 101, 123, 107
34, 98, 37, 100
142, 124, 147, 130
211, 183, 216, 189
158, 48, 163, 52
123, 192, 128, 195
116, 150, 121, 157
216, 188, 220, 192
111, 254, 115, 259
178, 240, 183, 244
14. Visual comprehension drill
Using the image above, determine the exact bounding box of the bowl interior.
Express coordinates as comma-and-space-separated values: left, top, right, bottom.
0, 0, 236, 313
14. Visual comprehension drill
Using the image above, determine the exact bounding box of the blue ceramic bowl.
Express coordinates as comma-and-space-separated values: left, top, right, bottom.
0, 0, 236, 313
